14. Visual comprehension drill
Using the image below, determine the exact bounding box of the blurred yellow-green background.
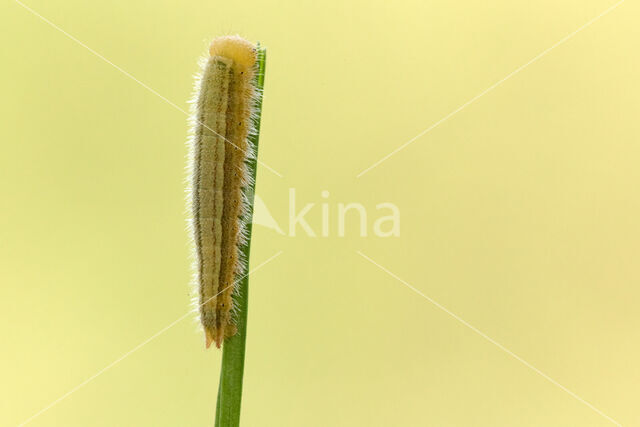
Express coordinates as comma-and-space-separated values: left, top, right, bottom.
1, 0, 639, 425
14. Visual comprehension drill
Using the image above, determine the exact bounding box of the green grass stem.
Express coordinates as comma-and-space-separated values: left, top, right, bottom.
214, 45, 266, 427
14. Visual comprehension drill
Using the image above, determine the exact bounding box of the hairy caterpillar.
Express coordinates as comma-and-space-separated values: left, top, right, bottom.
188, 36, 258, 349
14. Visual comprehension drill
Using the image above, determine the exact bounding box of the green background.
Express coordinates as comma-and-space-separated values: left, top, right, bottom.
1, 1, 638, 426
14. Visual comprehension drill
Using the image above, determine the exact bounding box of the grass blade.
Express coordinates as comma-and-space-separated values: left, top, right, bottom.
215, 45, 267, 427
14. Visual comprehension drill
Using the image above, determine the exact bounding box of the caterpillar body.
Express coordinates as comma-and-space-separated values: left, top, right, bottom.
188, 36, 258, 349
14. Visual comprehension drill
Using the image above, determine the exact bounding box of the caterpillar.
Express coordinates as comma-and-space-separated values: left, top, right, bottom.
187, 35, 258, 349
